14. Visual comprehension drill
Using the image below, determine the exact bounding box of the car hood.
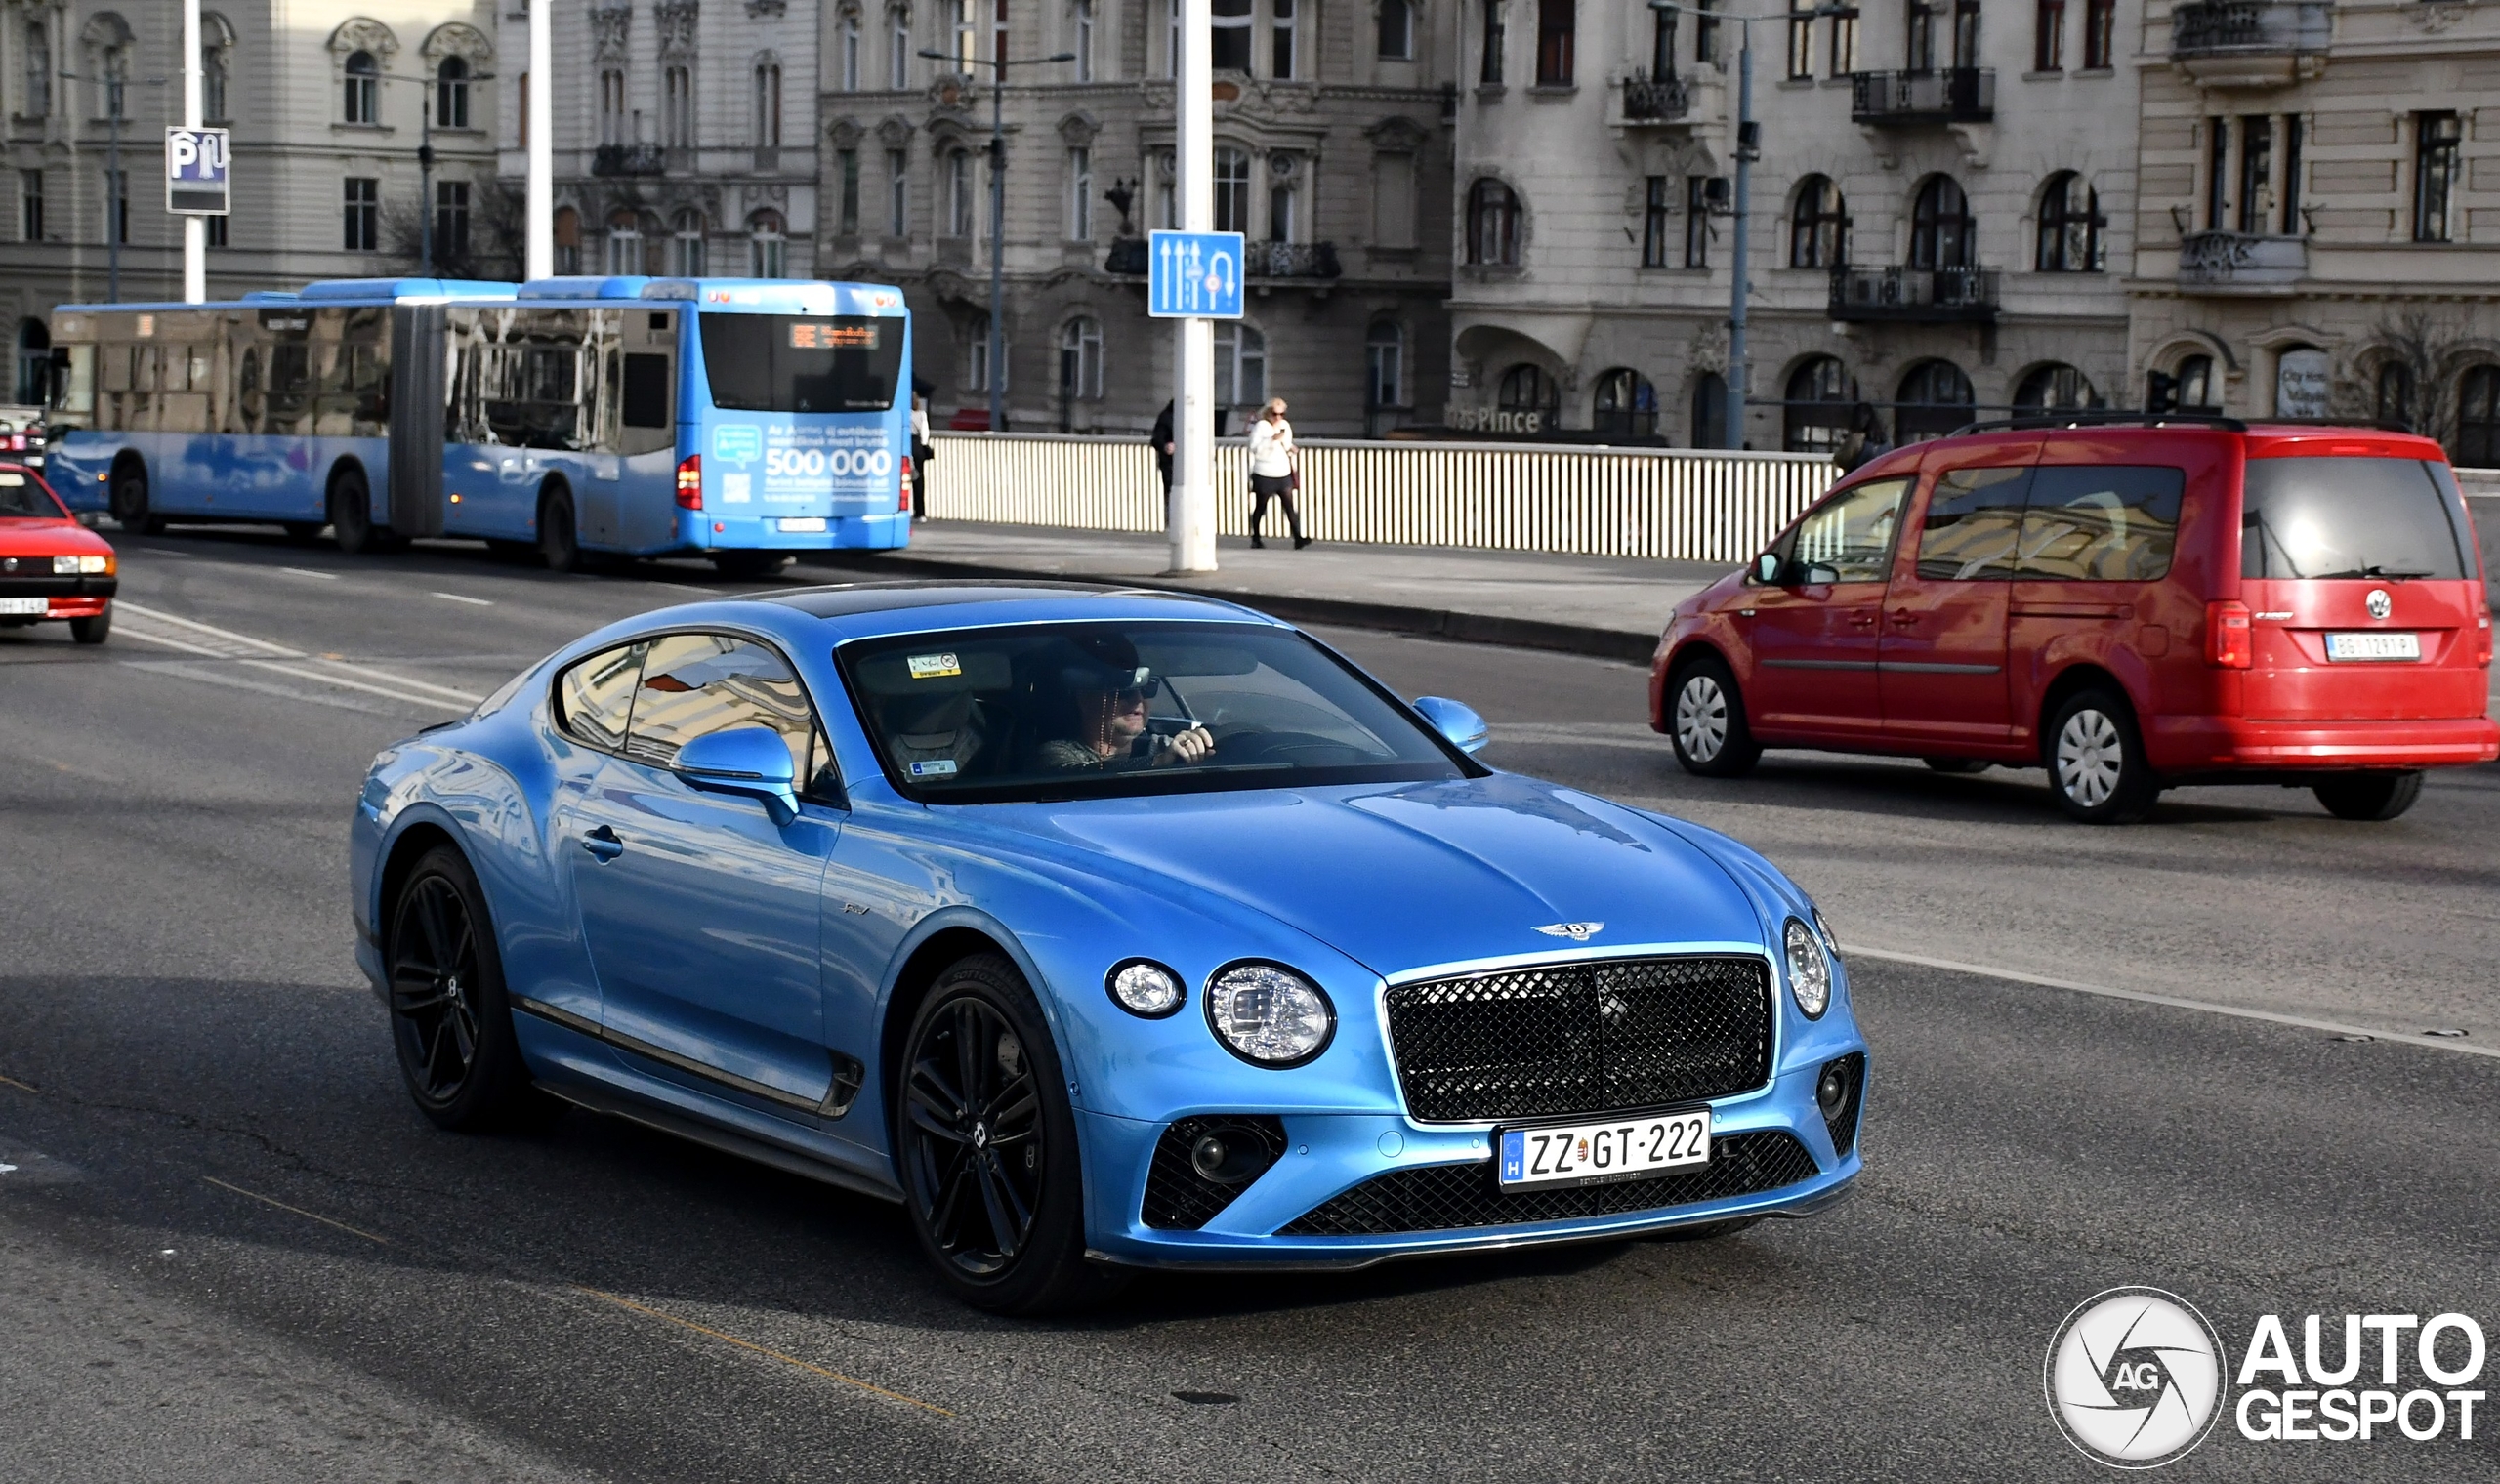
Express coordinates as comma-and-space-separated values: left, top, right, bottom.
989, 773, 1768, 977
0, 516, 106, 556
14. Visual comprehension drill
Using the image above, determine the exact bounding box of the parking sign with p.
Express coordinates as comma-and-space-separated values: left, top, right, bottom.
166, 127, 229, 215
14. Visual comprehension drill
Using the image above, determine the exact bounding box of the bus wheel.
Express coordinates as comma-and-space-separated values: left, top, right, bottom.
538, 488, 584, 573
109, 462, 163, 535
709, 551, 790, 580
330, 468, 385, 555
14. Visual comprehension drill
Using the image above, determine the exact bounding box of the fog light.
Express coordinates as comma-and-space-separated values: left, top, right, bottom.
1784, 918, 1831, 1018
1817, 1062, 1851, 1120
1188, 1128, 1271, 1185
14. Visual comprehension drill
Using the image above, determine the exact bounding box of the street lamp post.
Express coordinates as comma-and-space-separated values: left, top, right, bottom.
58, 67, 162, 304
922, 45, 1074, 433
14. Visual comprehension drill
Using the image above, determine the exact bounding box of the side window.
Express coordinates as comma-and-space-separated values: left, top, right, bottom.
556, 641, 649, 750
2021, 466, 2186, 581
1915, 466, 2033, 581
625, 632, 836, 794
1789, 476, 1911, 584
621, 353, 670, 428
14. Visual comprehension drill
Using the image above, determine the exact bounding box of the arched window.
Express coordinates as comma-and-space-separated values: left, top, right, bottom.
1215, 321, 1266, 406
553, 205, 582, 273
605, 209, 645, 274
435, 56, 470, 129
2013, 363, 2098, 410
1060, 316, 1104, 400
16, 319, 52, 405
2457, 365, 2500, 468
671, 209, 708, 274
1497, 363, 1559, 416
201, 15, 232, 122
1783, 356, 1856, 453
1896, 359, 1975, 442
1909, 175, 1974, 270
2035, 172, 2104, 272
1379, 0, 1414, 59
1466, 179, 1521, 266
663, 65, 695, 147
344, 50, 380, 124
1213, 145, 1251, 234
1691, 372, 1729, 449
2374, 359, 2415, 432
1365, 321, 1405, 410
748, 209, 786, 277
1790, 175, 1850, 268
2170, 353, 2219, 414
1592, 368, 1657, 441
753, 59, 783, 148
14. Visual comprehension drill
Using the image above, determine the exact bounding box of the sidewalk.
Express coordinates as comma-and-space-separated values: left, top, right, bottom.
800, 521, 1732, 663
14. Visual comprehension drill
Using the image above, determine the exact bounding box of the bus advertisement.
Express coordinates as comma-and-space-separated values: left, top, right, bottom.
42, 275, 915, 575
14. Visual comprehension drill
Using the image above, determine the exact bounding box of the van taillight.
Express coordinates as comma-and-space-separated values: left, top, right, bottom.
2206, 599, 2252, 669
675, 454, 702, 511
2478, 612, 2492, 669
898, 455, 913, 514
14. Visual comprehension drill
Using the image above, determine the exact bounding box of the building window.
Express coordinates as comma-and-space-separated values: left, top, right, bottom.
664, 65, 694, 147
1374, 151, 1415, 247
1691, 371, 1728, 449
1593, 368, 1657, 441
2014, 363, 2097, 410
1694, 0, 1720, 64
606, 210, 644, 273
1828, 6, 1857, 75
891, 7, 913, 88
15, 320, 51, 404
1060, 316, 1104, 400
344, 50, 380, 124
2455, 366, 2500, 467
1896, 359, 1975, 443
952, 0, 979, 67
554, 205, 581, 272
102, 168, 126, 245
601, 69, 628, 146
343, 177, 379, 251
1684, 176, 1710, 268
754, 61, 783, 147
22, 21, 49, 119
2205, 118, 2228, 229
1650, 7, 1678, 75
2414, 111, 2461, 244
1535, 0, 1574, 86
841, 11, 861, 90
2280, 116, 2305, 236
945, 149, 974, 236
1479, 0, 1504, 85
2035, 172, 2103, 271
1642, 176, 1672, 268
1787, 6, 1813, 80
1790, 175, 1849, 268
1167, 0, 1182, 77
1215, 321, 1266, 406
2033, 0, 2063, 69
838, 150, 861, 235
99, 35, 129, 121
1952, 0, 1980, 65
888, 148, 910, 235
1380, 0, 1413, 60
1272, 0, 1297, 77
1211, 0, 1253, 71
1467, 178, 1521, 265
20, 170, 41, 243
207, 213, 227, 247
1910, 175, 1974, 269
1214, 145, 1251, 233
2237, 115, 2272, 234
1268, 161, 1296, 243
749, 210, 786, 276
203, 28, 230, 121
1498, 363, 1560, 421
2166, 354, 2219, 414
2374, 360, 2413, 431
1784, 356, 1854, 453
966, 312, 995, 392
436, 181, 471, 259
1906, 0, 1937, 71
671, 208, 708, 273
1065, 146, 1092, 238
2081, 0, 2113, 67
437, 56, 471, 129
1075, 0, 1096, 80
1366, 320, 1404, 409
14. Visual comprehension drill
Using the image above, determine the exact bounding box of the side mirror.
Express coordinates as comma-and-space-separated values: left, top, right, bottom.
673, 726, 801, 825
1754, 552, 1784, 585
1412, 695, 1490, 756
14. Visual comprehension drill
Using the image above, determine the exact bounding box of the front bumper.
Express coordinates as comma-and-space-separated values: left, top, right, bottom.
2147, 713, 2500, 772
0, 576, 116, 618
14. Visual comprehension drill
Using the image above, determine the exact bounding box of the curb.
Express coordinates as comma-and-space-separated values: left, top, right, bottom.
796, 551, 1663, 665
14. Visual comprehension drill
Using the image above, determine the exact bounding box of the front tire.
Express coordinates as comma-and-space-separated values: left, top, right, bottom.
2313, 770, 2424, 821
1666, 655, 1763, 778
896, 954, 1123, 1315
2045, 689, 2159, 824
386, 845, 537, 1131
70, 608, 111, 645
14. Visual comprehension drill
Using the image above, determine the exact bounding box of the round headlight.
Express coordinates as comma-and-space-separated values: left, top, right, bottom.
1105, 958, 1186, 1018
1204, 962, 1335, 1067
1784, 917, 1831, 1019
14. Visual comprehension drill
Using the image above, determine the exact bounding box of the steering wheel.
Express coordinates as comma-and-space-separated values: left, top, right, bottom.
1211, 730, 1367, 766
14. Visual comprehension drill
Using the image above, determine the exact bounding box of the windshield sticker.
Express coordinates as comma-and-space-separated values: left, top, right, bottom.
908, 758, 959, 777
907, 652, 962, 680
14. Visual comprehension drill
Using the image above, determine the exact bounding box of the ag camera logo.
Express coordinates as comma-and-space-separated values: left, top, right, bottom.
2045, 1287, 2227, 1468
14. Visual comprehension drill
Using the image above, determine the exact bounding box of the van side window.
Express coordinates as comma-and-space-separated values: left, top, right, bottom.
555, 641, 649, 751
2021, 466, 2186, 582
1786, 476, 1911, 584
1915, 467, 2032, 580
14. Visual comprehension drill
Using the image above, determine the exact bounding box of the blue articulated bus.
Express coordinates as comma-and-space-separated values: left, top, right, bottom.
45, 275, 915, 575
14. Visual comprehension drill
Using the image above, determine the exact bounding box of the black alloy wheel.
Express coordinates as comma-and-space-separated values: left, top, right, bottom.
538, 486, 584, 573
109, 462, 163, 534
330, 468, 385, 555
386, 846, 536, 1130
2313, 770, 2424, 822
2044, 688, 2160, 825
897, 954, 1122, 1314
70, 608, 111, 645
1667, 653, 1763, 778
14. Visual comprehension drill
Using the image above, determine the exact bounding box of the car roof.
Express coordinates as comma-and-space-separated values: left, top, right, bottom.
1844, 421, 2452, 483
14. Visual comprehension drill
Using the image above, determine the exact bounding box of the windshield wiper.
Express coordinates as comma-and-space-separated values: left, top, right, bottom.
2311, 564, 2436, 581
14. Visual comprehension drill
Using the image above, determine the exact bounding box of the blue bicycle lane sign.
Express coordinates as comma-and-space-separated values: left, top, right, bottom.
1146, 230, 1246, 319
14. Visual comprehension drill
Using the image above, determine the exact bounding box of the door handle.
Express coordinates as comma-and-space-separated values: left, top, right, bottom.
581, 825, 624, 862
1847, 613, 1877, 629
1888, 609, 1920, 628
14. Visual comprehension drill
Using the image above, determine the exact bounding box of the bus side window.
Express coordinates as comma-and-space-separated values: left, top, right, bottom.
52, 344, 94, 422
235, 345, 262, 435
621, 353, 671, 436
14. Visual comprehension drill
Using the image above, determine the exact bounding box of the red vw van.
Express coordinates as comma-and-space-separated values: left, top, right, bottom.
1649, 420, 2496, 823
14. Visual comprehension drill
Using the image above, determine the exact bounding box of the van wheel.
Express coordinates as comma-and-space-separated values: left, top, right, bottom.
330, 468, 385, 555
2312, 770, 2424, 822
538, 488, 584, 573
1923, 758, 1990, 774
109, 462, 164, 534
1667, 655, 1762, 778
2045, 690, 2159, 824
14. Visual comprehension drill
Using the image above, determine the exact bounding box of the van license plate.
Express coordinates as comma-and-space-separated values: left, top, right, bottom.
0, 597, 48, 615
2326, 632, 2420, 662
1498, 1109, 1710, 1191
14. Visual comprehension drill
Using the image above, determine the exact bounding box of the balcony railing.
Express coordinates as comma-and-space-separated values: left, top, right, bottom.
2178, 230, 2307, 292
1104, 238, 1341, 279
1849, 68, 1994, 125
1104, 238, 1150, 274
2171, 0, 2331, 58
1828, 265, 1999, 323
1620, 70, 1692, 122
592, 143, 665, 177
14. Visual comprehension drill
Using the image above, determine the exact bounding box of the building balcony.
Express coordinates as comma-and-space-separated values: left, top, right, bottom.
2178, 230, 2307, 293
1619, 70, 1693, 123
592, 143, 664, 177
1104, 237, 1149, 274
1104, 238, 1341, 280
1850, 68, 1993, 126
1828, 265, 1999, 324
2170, 1, 2330, 87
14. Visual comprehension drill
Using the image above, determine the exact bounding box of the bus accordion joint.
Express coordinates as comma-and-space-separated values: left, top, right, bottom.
676, 454, 703, 512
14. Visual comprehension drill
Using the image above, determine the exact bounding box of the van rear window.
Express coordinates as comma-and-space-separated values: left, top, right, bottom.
699, 313, 901, 414
2241, 458, 2471, 581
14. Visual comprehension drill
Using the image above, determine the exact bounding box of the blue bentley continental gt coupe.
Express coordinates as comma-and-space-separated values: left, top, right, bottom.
352, 583, 1866, 1312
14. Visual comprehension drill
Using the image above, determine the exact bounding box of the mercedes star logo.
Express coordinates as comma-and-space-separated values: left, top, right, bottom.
2365, 588, 2393, 620
1534, 922, 1604, 942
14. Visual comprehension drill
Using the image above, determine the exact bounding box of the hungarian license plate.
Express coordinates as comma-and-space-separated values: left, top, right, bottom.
1498, 1108, 1711, 1191
776, 516, 828, 533
2325, 631, 2420, 662
0, 597, 47, 615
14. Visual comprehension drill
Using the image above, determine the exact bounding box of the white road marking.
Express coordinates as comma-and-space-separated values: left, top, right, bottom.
1841, 943, 2500, 1061
121, 660, 403, 717
432, 591, 493, 606
278, 566, 340, 580
1487, 721, 1663, 751
111, 599, 485, 709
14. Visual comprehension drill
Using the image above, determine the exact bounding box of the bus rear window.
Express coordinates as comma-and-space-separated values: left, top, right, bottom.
699, 314, 900, 413
2241, 457, 2471, 581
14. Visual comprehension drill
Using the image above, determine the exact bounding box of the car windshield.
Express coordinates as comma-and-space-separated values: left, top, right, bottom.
0, 469, 62, 518
839, 620, 1471, 803
699, 313, 901, 413
2241, 457, 2472, 581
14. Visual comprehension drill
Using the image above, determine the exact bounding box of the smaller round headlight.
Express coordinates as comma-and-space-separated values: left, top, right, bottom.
1784, 918, 1831, 1019
1204, 962, 1335, 1067
1105, 959, 1186, 1018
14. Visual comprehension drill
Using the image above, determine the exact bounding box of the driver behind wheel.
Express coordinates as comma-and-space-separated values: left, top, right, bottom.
1036, 633, 1216, 771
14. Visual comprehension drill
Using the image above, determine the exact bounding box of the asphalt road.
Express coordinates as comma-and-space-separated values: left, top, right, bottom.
2, 531, 2495, 1482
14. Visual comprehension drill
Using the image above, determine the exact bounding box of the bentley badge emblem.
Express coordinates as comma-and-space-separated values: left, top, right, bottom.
2365, 588, 2393, 620
1534, 922, 1604, 942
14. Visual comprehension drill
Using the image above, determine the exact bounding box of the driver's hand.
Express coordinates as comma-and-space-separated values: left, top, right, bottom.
1153, 724, 1216, 766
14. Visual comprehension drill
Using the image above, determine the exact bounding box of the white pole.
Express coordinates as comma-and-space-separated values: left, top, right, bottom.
1167, 0, 1217, 573
180, 0, 203, 302
525, 0, 554, 279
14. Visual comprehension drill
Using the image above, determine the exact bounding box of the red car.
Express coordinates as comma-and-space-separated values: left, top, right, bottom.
0, 462, 116, 644
1651, 419, 2496, 823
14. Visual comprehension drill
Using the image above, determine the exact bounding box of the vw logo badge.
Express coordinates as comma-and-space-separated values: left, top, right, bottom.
2044, 1287, 2228, 1468
2365, 588, 2393, 620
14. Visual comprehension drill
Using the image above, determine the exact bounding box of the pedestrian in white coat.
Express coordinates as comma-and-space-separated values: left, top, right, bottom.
1246, 398, 1309, 550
